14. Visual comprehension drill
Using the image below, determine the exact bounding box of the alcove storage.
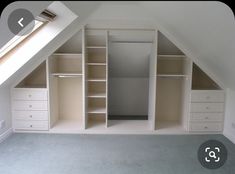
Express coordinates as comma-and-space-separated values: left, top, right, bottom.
11, 27, 225, 134
155, 32, 192, 132
48, 30, 85, 132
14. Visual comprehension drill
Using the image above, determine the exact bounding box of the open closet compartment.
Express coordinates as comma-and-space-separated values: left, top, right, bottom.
108, 30, 156, 131
155, 32, 192, 132
49, 30, 85, 132
15, 61, 47, 89
85, 29, 108, 129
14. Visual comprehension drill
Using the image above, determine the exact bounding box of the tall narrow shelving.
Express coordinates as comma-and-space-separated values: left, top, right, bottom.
155, 32, 192, 132
85, 29, 108, 129
48, 30, 85, 132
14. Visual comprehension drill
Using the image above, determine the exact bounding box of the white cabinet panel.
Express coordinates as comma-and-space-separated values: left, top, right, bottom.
191, 90, 224, 102
14, 121, 48, 131
190, 113, 223, 122
190, 103, 224, 113
13, 101, 48, 111
189, 122, 223, 132
13, 111, 48, 121
12, 89, 48, 101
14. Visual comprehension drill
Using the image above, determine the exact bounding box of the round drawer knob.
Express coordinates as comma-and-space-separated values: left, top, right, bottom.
30, 125, 33, 128
205, 117, 209, 119
28, 94, 32, 98
29, 115, 32, 118
206, 96, 210, 100
29, 105, 32, 108
206, 106, 209, 110
204, 126, 208, 129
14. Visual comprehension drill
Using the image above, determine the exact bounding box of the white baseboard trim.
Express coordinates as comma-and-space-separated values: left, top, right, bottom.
0, 128, 13, 143
223, 131, 235, 144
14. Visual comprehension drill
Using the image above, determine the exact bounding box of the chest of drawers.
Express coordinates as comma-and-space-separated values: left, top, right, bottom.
12, 88, 49, 131
189, 90, 225, 132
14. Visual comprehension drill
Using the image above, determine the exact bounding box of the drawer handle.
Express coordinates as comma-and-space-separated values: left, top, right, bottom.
206, 96, 210, 100
205, 117, 209, 119
30, 125, 33, 128
204, 126, 208, 129
29, 115, 33, 118
29, 105, 32, 108
206, 106, 210, 110
28, 94, 32, 98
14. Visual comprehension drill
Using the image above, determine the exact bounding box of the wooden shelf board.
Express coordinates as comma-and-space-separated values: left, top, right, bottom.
87, 46, 106, 49
88, 92, 106, 98
87, 63, 107, 66
87, 78, 106, 82
53, 53, 82, 56
88, 107, 106, 114
157, 74, 188, 78
158, 54, 186, 58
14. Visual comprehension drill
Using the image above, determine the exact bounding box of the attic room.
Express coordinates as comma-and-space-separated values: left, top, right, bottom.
0, 1, 235, 174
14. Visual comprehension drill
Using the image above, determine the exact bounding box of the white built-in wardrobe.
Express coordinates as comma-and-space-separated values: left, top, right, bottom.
11, 27, 225, 134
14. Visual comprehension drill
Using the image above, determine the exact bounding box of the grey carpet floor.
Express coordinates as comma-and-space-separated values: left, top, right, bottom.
0, 134, 234, 174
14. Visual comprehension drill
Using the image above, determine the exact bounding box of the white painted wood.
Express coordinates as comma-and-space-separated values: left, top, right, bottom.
88, 107, 106, 114
148, 30, 157, 130
12, 88, 48, 101
87, 63, 107, 66
82, 27, 86, 130
13, 101, 48, 111
190, 113, 224, 122
189, 122, 223, 132
13, 111, 48, 121
51, 73, 83, 77
14, 120, 48, 131
191, 90, 225, 102
190, 103, 224, 113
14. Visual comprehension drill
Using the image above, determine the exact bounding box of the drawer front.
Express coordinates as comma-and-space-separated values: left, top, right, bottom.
12, 89, 47, 101
13, 111, 48, 121
189, 123, 223, 132
191, 91, 224, 102
14, 121, 48, 131
13, 101, 48, 111
190, 113, 223, 122
190, 103, 224, 113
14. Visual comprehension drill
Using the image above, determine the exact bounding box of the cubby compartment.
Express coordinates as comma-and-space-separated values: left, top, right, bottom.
192, 63, 221, 90
157, 55, 188, 76
88, 66, 106, 80
88, 82, 106, 98
16, 61, 47, 88
87, 49, 107, 64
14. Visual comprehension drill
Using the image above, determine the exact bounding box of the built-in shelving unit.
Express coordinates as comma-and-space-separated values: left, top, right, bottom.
48, 30, 85, 131
85, 29, 108, 129
155, 32, 192, 131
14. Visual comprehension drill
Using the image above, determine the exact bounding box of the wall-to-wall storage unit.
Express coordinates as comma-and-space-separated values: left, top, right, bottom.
11, 26, 225, 134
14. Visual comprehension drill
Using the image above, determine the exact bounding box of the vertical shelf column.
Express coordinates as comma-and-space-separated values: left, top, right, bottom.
85, 29, 108, 129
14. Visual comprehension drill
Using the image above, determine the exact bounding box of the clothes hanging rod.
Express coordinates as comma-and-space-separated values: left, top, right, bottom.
111, 41, 153, 44
86, 28, 156, 31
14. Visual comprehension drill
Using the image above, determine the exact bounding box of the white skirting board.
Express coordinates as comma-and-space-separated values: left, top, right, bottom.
0, 128, 13, 143
223, 131, 235, 144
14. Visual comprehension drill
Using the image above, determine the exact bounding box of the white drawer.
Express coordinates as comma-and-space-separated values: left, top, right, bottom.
12, 89, 48, 101
191, 90, 224, 102
189, 122, 223, 132
190, 113, 223, 122
190, 103, 224, 113
13, 111, 48, 121
14, 121, 48, 131
13, 101, 48, 111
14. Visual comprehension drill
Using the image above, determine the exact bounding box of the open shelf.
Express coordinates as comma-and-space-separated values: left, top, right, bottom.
87, 63, 107, 66
157, 74, 188, 78
87, 46, 106, 49
88, 92, 106, 98
87, 78, 106, 82
88, 107, 106, 114
53, 53, 82, 56
15, 61, 47, 88
51, 119, 83, 132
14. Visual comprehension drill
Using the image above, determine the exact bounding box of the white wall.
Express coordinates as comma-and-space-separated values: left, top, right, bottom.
224, 89, 235, 143
109, 78, 149, 116
0, 88, 11, 134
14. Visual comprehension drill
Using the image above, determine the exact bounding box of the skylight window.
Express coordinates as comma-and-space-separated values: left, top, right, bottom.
0, 9, 56, 59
